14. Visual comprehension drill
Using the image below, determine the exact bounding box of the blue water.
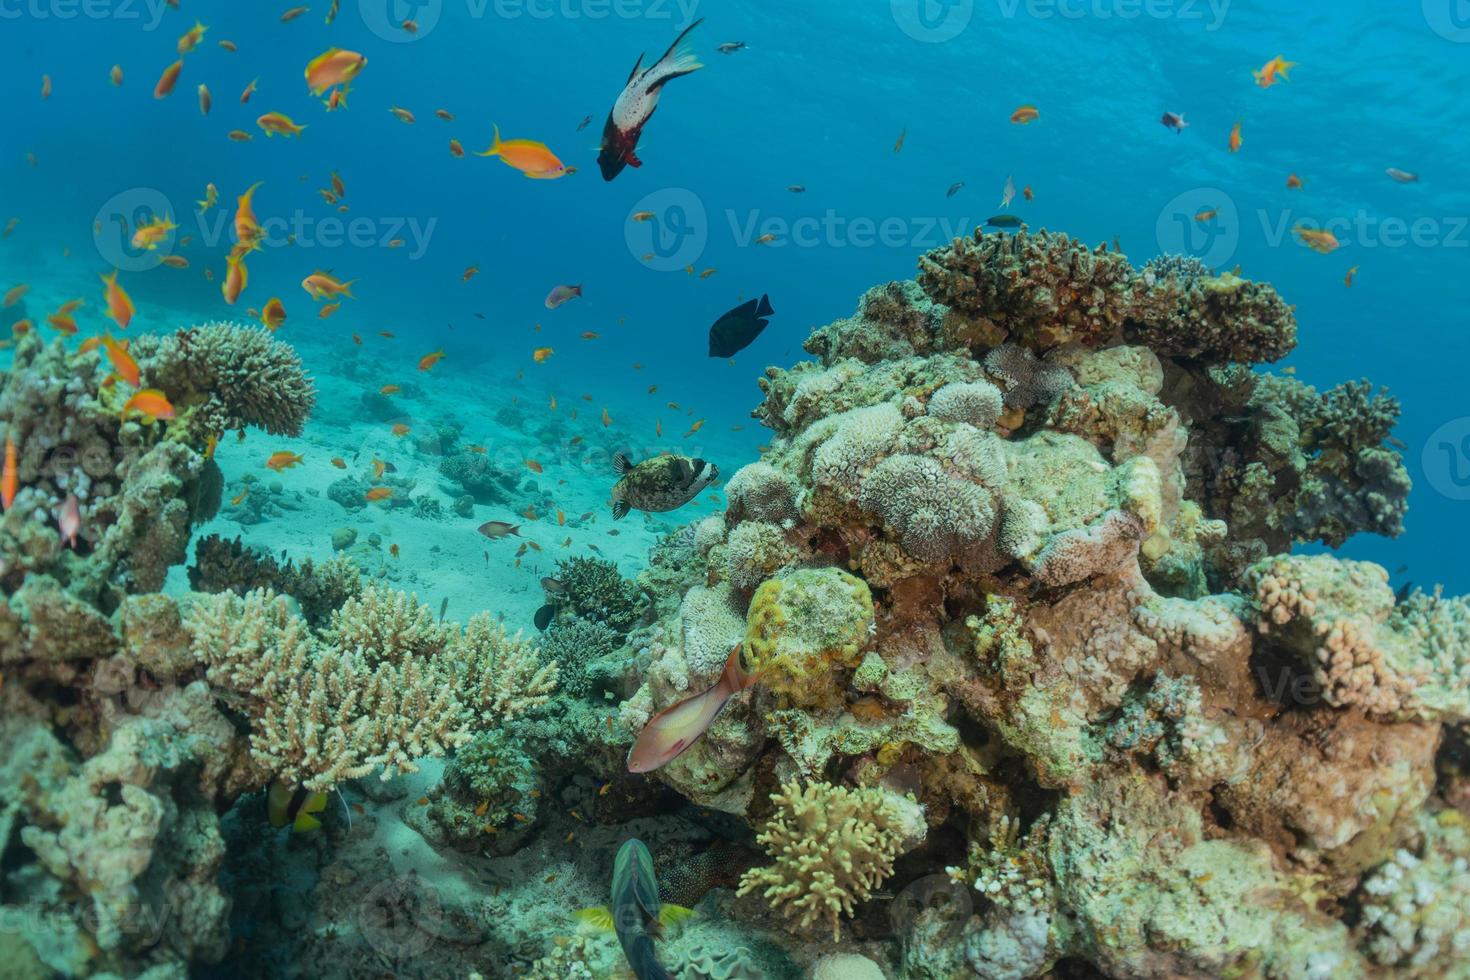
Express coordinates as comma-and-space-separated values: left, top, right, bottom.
4, 0, 1468, 593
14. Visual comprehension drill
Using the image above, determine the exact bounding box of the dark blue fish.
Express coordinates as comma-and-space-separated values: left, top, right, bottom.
985, 214, 1022, 229
708, 294, 774, 358
575, 839, 693, 980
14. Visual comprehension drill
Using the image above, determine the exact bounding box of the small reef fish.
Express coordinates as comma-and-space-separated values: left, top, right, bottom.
628, 642, 756, 772
1000, 174, 1015, 209
1386, 168, 1419, 184
893, 127, 906, 153
597, 18, 704, 181
379, 384, 400, 396
418, 349, 445, 371
533, 347, 554, 363
227, 130, 253, 142
1252, 54, 1296, 88
240, 78, 257, 103
545, 284, 583, 309
436, 108, 455, 121
1010, 104, 1039, 124
318, 302, 339, 320
101, 270, 134, 329
235, 181, 265, 250
197, 83, 211, 115
946, 181, 965, 198
131, 215, 176, 251
122, 389, 176, 421
389, 106, 417, 124
716, 41, 746, 54
257, 112, 307, 137
110, 64, 123, 87
477, 521, 520, 539
46, 313, 77, 335
218, 40, 237, 52
261, 297, 287, 331
611, 452, 719, 520
365, 487, 393, 502
1194, 208, 1218, 223
391, 423, 410, 436
2, 285, 27, 308
787, 184, 805, 193
267, 780, 327, 833
305, 48, 367, 95
1344, 265, 1359, 288
58, 494, 80, 548
631, 211, 655, 222
1161, 111, 1188, 133
177, 20, 207, 55
280, 6, 309, 22
707, 294, 774, 358
302, 272, 354, 300
1293, 226, 1340, 254
197, 183, 219, 212
1228, 119, 1243, 153
265, 451, 304, 471
463, 266, 480, 282
1, 438, 16, 510
449, 139, 465, 158
154, 60, 183, 99
476, 125, 574, 179
576, 839, 693, 980
1023, 185, 1034, 201
1286, 173, 1304, 190
101, 335, 140, 386
222, 253, 248, 305
331, 457, 347, 468
985, 214, 1022, 229
576, 114, 591, 130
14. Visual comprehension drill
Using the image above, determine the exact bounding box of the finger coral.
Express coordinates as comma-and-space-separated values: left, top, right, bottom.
737, 780, 923, 941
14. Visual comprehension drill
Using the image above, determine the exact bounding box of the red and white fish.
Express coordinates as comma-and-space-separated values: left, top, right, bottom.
597, 19, 704, 181
627, 642, 757, 773
58, 493, 81, 547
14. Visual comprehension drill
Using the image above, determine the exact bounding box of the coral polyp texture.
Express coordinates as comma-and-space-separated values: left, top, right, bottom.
1, 232, 1464, 979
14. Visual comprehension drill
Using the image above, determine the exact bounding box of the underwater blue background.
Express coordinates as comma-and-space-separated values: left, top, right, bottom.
3, 0, 1467, 593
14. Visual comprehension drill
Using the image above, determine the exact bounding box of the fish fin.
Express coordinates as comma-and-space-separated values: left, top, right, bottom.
476, 123, 503, 158
293, 810, 322, 833
612, 452, 633, 475
266, 781, 292, 828
645, 17, 705, 91
625, 53, 646, 84
572, 907, 615, 932
659, 905, 696, 928
626, 149, 643, 168
613, 498, 631, 521
756, 294, 774, 318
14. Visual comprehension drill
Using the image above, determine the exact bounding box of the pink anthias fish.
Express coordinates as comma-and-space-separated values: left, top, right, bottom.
627, 643, 757, 773
58, 493, 81, 548
545, 284, 583, 310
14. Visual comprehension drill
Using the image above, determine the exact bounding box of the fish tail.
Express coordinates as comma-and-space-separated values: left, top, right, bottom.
622, 933, 674, 980
756, 294, 774, 318
340, 280, 355, 298
479, 123, 503, 158
646, 18, 704, 90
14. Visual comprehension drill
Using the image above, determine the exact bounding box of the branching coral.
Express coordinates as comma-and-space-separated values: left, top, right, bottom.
553, 555, 647, 635
188, 534, 361, 626
737, 781, 922, 940
187, 586, 558, 789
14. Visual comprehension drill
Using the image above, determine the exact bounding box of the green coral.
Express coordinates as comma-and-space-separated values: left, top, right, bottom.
538, 616, 622, 697
744, 569, 875, 709
555, 555, 647, 635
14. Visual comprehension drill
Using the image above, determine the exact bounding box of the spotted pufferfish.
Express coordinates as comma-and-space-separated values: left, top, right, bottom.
610, 452, 719, 520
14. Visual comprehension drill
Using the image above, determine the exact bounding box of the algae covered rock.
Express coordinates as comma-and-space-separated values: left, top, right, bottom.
744, 568, 875, 710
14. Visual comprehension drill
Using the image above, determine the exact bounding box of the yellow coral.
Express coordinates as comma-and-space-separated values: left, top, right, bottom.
744, 568, 875, 709
737, 780, 914, 940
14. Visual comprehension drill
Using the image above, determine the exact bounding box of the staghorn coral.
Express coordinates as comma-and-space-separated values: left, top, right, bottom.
737, 781, 923, 941
186, 586, 558, 789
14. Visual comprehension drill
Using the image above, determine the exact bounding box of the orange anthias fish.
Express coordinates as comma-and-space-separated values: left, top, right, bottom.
1, 437, 17, 510
533, 347, 554, 363
101, 270, 135, 329
379, 384, 400, 395
1293, 226, 1340, 254
449, 139, 465, 158
258, 112, 307, 137
177, 20, 207, 55
391, 423, 410, 436
1344, 265, 1360, 288
154, 60, 183, 99
266, 451, 304, 471
222, 253, 248, 305
418, 349, 445, 371
58, 493, 80, 547
476, 125, 575, 179
365, 486, 393, 502
46, 313, 77, 335
2, 285, 27, 308
302, 272, 354, 300
130, 214, 176, 251
305, 48, 367, 95
261, 297, 287, 330
101, 335, 141, 387
235, 181, 265, 249
627, 643, 757, 772
122, 388, 176, 421
240, 77, 257, 103
597, 19, 704, 181
110, 64, 123, 87
1252, 55, 1296, 88
1286, 173, 1304, 190
1010, 104, 1039, 124
198, 83, 212, 115
1228, 119, 1243, 153
389, 106, 416, 124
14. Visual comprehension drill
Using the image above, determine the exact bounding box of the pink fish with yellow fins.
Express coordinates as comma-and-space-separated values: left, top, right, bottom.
257, 112, 306, 138
597, 18, 704, 181
627, 642, 757, 772
304, 48, 367, 95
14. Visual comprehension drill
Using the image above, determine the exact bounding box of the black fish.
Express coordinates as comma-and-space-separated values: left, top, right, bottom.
534, 604, 556, 631
985, 214, 1022, 229
946, 181, 965, 198
708, 294, 774, 358
576, 115, 592, 131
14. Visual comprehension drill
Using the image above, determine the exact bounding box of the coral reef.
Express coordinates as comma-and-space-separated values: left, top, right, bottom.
188, 534, 362, 626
